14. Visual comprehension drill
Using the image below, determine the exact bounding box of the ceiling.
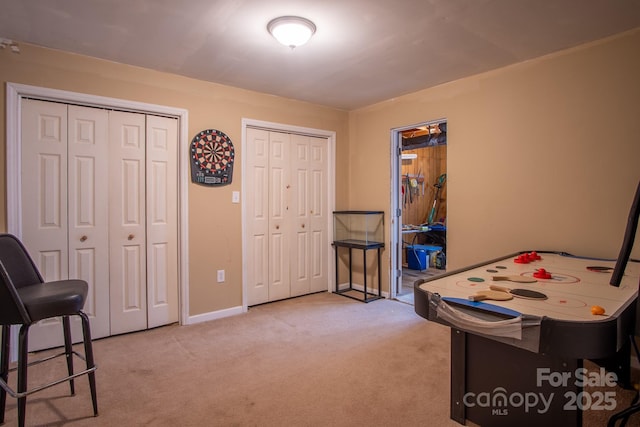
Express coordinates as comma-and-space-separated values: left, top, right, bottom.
2, 0, 640, 111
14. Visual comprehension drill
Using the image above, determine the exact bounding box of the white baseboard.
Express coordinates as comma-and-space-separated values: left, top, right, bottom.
185, 305, 245, 325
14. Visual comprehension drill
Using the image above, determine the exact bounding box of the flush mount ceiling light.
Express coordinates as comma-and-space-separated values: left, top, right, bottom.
267, 16, 316, 49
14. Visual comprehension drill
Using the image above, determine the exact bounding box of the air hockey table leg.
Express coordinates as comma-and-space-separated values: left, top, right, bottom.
450, 329, 582, 426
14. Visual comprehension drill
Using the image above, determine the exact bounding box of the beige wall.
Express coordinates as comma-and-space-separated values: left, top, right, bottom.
0, 43, 350, 316
350, 28, 640, 290
2, 28, 639, 312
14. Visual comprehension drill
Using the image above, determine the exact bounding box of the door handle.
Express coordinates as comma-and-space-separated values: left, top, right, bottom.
302, 224, 305, 228
80, 235, 88, 242
128, 234, 135, 240
275, 225, 280, 230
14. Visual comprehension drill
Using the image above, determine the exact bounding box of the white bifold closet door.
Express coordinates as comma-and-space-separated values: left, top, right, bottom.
20, 99, 178, 351
21, 100, 110, 350
108, 111, 179, 335
245, 128, 328, 306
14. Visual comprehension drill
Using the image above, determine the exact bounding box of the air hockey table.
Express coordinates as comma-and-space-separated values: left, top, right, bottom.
414, 251, 640, 426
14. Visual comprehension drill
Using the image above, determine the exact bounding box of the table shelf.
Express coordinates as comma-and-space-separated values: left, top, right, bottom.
333, 240, 384, 303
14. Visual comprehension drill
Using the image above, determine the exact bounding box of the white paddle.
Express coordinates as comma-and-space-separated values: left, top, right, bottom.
468, 289, 513, 302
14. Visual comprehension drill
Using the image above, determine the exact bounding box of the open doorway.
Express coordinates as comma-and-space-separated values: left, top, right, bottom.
390, 120, 447, 305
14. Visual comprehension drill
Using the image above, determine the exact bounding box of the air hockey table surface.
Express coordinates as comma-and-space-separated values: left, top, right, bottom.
414, 251, 640, 426
415, 251, 640, 356
417, 251, 638, 317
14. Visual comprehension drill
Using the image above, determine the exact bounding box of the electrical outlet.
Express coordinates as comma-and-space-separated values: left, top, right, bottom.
217, 270, 225, 283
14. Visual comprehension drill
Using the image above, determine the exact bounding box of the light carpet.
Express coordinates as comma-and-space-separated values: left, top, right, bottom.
2, 292, 638, 426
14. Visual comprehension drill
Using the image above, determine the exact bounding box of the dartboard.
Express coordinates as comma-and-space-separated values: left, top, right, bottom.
190, 129, 235, 186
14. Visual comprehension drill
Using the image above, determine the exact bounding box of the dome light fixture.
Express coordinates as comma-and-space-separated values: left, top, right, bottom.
267, 16, 316, 49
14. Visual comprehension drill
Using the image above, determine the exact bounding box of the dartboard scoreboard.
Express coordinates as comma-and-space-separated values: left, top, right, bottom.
190, 129, 235, 186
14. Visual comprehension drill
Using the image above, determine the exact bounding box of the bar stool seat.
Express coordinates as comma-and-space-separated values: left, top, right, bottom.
18, 279, 88, 320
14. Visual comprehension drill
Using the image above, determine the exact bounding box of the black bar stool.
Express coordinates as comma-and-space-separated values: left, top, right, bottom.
0, 233, 98, 427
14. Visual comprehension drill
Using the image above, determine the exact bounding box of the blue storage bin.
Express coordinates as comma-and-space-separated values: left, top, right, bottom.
406, 245, 443, 270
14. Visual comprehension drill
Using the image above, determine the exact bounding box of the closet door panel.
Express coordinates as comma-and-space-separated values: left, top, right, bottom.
68, 105, 110, 339
246, 128, 270, 305
308, 137, 329, 292
290, 136, 310, 296
146, 115, 179, 328
267, 132, 291, 302
109, 110, 148, 335
21, 100, 70, 351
